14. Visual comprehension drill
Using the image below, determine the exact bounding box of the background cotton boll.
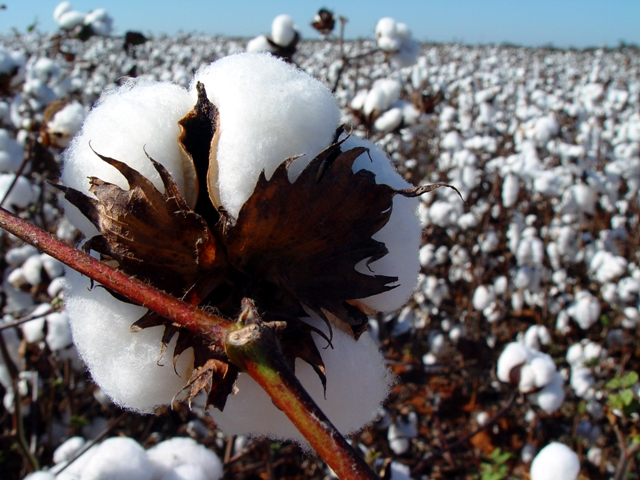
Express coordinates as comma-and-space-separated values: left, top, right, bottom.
472, 285, 495, 311
21, 315, 46, 343
46, 101, 86, 149
528, 372, 565, 413
53, 1, 72, 22
502, 173, 519, 208
53, 436, 85, 464
61, 79, 196, 232
160, 464, 209, 480
45, 311, 72, 351
64, 269, 195, 413
375, 17, 397, 40
271, 14, 296, 47
56, 10, 86, 30
22, 253, 43, 286
0, 174, 37, 211
192, 53, 340, 219
147, 437, 223, 480
497, 342, 531, 383
245, 35, 276, 54
81, 437, 152, 480
0, 129, 25, 173
530, 442, 580, 480
211, 315, 392, 443
374, 107, 403, 133
338, 135, 421, 313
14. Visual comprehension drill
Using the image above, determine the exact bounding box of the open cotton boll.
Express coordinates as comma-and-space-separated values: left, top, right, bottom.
53, 2, 72, 22
211, 315, 393, 443
160, 464, 209, 480
530, 442, 580, 480
528, 372, 565, 413
53, 436, 85, 464
374, 107, 403, 132
81, 437, 151, 480
497, 342, 531, 383
46, 311, 72, 351
192, 53, 340, 219
46, 101, 86, 149
147, 437, 223, 480
339, 135, 421, 312
0, 174, 37, 212
64, 269, 194, 413
57, 10, 86, 30
375, 17, 397, 39
271, 14, 297, 47
246, 35, 276, 54
62, 79, 196, 232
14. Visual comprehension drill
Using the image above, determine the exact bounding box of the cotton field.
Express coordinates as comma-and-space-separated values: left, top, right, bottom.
1, 17, 640, 480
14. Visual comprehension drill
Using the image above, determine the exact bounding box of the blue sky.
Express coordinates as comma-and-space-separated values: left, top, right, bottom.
3, 1, 640, 48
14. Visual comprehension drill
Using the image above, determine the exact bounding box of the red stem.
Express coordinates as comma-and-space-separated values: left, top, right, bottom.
0, 207, 235, 344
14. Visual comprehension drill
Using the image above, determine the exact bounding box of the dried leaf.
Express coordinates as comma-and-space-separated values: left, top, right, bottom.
223, 138, 403, 336
58, 147, 221, 296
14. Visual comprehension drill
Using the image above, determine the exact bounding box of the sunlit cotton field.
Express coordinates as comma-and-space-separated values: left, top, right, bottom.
1, 6, 640, 480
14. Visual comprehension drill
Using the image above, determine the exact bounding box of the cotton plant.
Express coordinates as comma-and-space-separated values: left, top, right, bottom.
246, 15, 300, 62
374, 17, 419, 68
497, 341, 565, 414
34, 51, 448, 477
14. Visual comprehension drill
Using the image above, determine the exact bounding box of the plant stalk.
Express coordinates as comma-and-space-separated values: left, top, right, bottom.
225, 323, 378, 480
0, 207, 235, 345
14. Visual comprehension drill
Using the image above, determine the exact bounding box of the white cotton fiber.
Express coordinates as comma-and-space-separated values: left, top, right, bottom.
271, 14, 296, 47
53, 436, 85, 464
147, 437, 222, 480
63, 269, 194, 413
192, 52, 340, 219
530, 442, 580, 480
496, 342, 530, 383
339, 135, 421, 312
46, 101, 86, 149
0, 174, 36, 211
210, 315, 393, 443
160, 464, 208, 480
46, 311, 72, 351
61, 79, 197, 227
81, 437, 151, 480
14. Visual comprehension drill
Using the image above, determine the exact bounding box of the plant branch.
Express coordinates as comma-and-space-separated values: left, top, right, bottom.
225, 323, 379, 480
0, 206, 235, 345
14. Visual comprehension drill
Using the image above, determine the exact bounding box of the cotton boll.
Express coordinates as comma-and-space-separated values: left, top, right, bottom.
528, 372, 565, 413
497, 342, 530, 383
530, 442, 580, 480
387, 423, 410, 455
46, 311, 72, 351
0, 174, 37, 211
160, 464, 209, 480
46, 101, 86, 149
373, 107, 403, 133
210, 315, 393, 443
64, 269, 195, 413
57, 10, 86, 30
147, 437, 223, 480
587, 447, 603, 467
375, 17, 397, 39
81, 437, 151, 480
246, 35, 276, 54
530, 355, 557, 388
5, 244, 38, 266
53, 436, 85, 464
567, 291, 601, 330
21, 315, 46, 343
571, 366, 595, 397
502, 173, 519, 208
53, 2, 72, 22
521, 443, 537, 463
193, 53, 340, 219
271, 14, 297, 47
22, 253, 43, 286
472, 285, 495, 311
342, 135, 421, 313
62, 79, 197, 232
24, 473, 56, 480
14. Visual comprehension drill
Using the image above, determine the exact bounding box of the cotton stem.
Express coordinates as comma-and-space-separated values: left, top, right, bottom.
0, 206, 235, 346
225, 323, 379, 480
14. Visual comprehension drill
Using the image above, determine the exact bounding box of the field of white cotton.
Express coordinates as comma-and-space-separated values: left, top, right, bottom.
0, 14, 639, 480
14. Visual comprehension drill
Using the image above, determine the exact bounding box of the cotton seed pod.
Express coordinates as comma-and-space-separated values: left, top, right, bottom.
60, 53, 435, 440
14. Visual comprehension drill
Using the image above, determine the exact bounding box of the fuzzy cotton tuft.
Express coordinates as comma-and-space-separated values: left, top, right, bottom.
192, 53, 340, 219
530, 442, 580, 480
210, 315, 393, 443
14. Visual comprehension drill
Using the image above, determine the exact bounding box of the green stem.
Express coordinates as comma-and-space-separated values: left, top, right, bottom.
225, 323, 378, 480
0, 207, 235, 345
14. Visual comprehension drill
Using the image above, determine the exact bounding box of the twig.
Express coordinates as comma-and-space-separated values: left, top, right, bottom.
0, 328, 39, 472
0, 306, 55, 332
612, 418, 640, 480
411, 392, 516, 476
